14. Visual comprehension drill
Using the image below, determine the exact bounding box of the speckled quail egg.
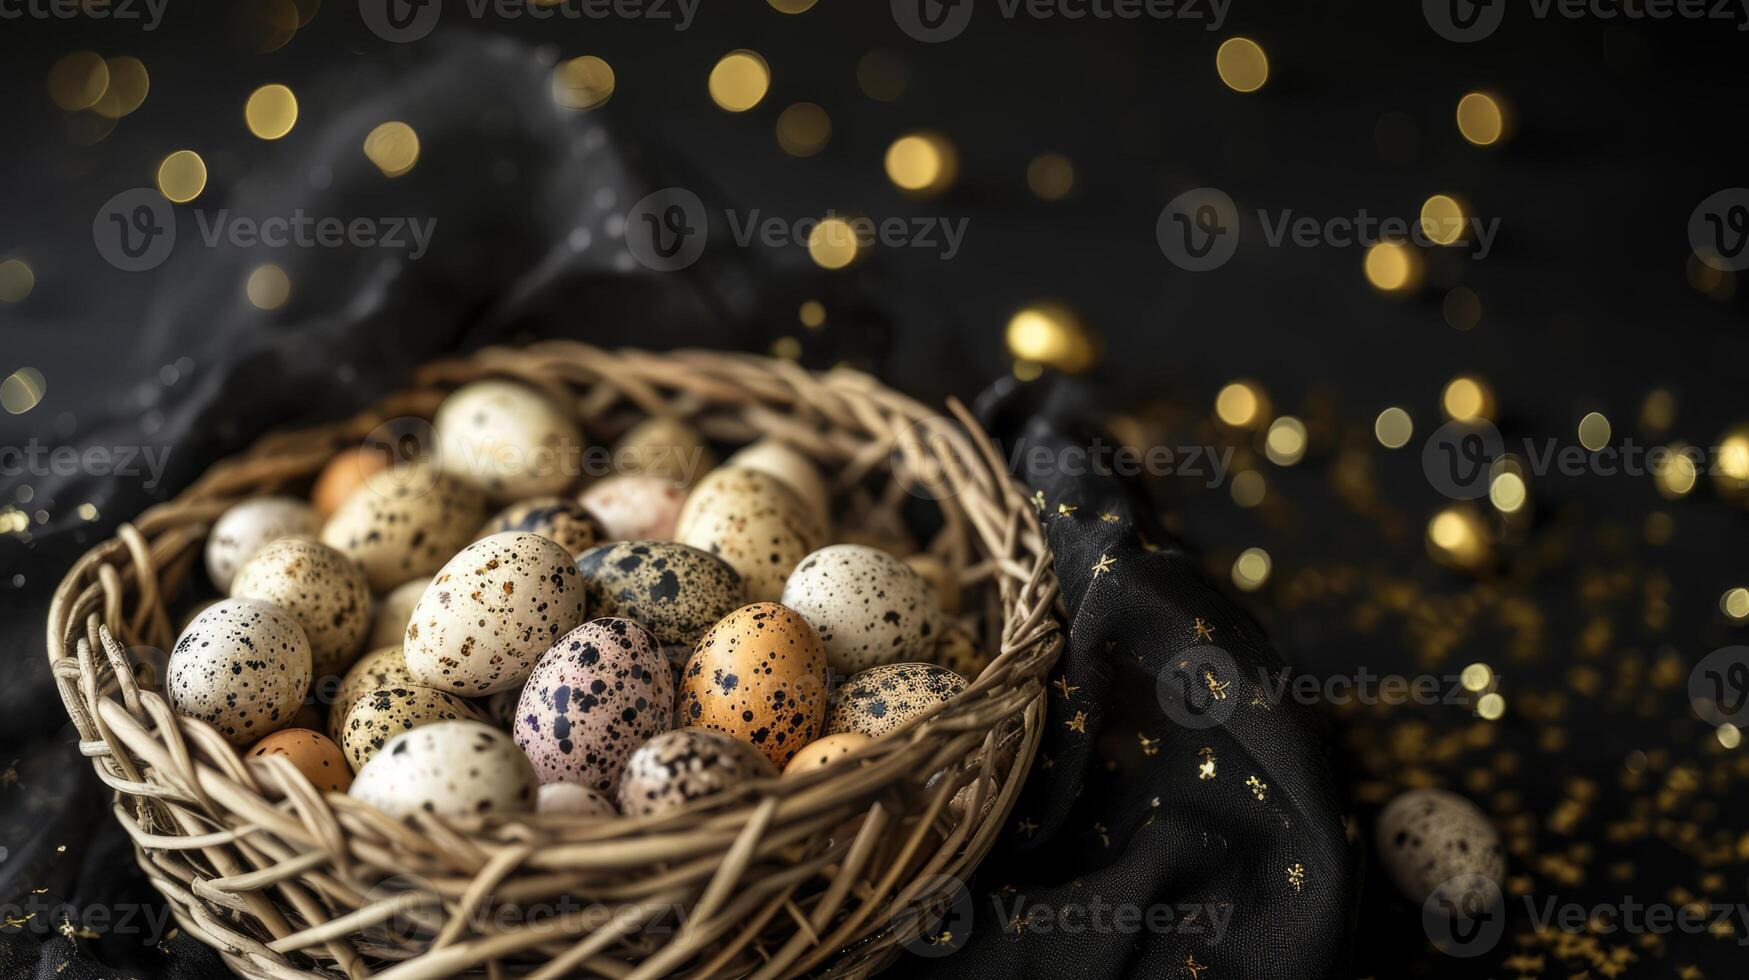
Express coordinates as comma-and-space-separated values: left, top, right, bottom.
826, 662, 967, 739
903, 554, 960, 616
321, 464, 489, 592
516, 618, 674, 793
248, 728, 352, 792
205, 497, 318, 592
537, 781, 618, 816
927, 624, 991, 680
403, 532, 587, 696
617, 728, 775, 817
679, 602, 829, 768
1376, 788, 1506, 905
477, 497, 603, 558
349, 720, 537, 820
339, 685, 488, 771
676, 468, 825, 602
579, 475, 686, 541
434, 380, 583, 501
231, 536, 373, 680
782, 732, 871, 776
368, 577, 430, 650
780, 544, 942, 674
167, 598, 312, 746
612, 418, 716, 486
575, 540, 744, 648
311, 447, 388, 519
327, 646, 420, 740
724, 439, 831, 533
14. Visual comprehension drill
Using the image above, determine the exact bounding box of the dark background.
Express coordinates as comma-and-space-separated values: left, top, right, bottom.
4, 1, 1749, 978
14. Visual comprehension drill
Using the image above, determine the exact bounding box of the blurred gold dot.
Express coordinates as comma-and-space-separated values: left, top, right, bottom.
1653, 445, 1698, 499
552, 56, 615, 110
246, 264, 291, 310
1, 368, 47, 415
363, 121, 420, 177
1027, 154, 1075, 201
770, 336, 802, 360
1230, 470, 1265, 508
47, 52, 109, 112
1577, 411, 1612, 451
1644, 510, 1675, 546
1443, 286, 1481, 330
1419, 194, 1467, 246
1489, 471, 1527, 514
1375, 407, 1414, 449
1721, 587, 1749, 621
776, 102, 831, 157
1687, 252, 1736, 300
1216, 37, 1268, 93
798, 300, 826, 329
806, 217, 860, 270
1363, 241, 1420, 292
1004, 303, 1099, 374
245, 84, 299, 140
1441, 375, 1494, 421
885, 132, 958, 196
1716, 427, 1749, 494
1640, 388, 1676, 434
1460, 663, 1493, 692
769, 0, 816, 10
1265, 416, 1308, 466
1456, 92, 1506, 146
1427, 504, 1492, 572
1477, 692, 1506, 720
156, 150, 208, 203
1012, 360, 1044, 382
708, 50, 770, 113
94, 56, 149, 119
0, 260, 34, 303
1232, 547, 1272, 591
856, 50, 908, 102
1719, 723, 1742, 750
1214, 381, 1267, 429
76, 503, 98, 521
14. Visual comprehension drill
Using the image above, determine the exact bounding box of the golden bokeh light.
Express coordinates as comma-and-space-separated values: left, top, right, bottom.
1653, 444, 1698, 499
156, 150, 208, 204
1441, 375, 1494, 421
1427, 504, 1492, 572
95, 56, 150, 118
1232, 547, 1272, 592
1443, 286, 1481, 330
552, 56, 616, 110
1687, 252, 1736, 301
363, 121, 420, 177
798, 299, 826, 329
1214, 381, 1269, 429
1363, 241, 1420, 292
245, 84, 299, 140
770, 336, 802, 360
776, 102, 831, 157
1, 368, 47, 415
768, 0, 816, 11
47, 51, 108, 112
1265, 416, 1308, 466
1004, 303, 1099, 374
1577, 411, 1612, 451
1640, 388, 1676, 434
1460, 663, 1494, 693
1719, 723, 1743, 750
884, 132, 959, 196
1027, 154, 1075, 201
0, 260, 34, 303
1714, 426, 1749, 496
1374, 407, 1414, 449
1419, 194, 1467, 246
1722, 587, 1749, 621
1456, 92, 1506, 146
807, 217, 861, 270
246, 264, 292, 310
1216, 37, 1269, 93
1230, 469, 1266, 508
1477, 692, 1506, 721
1489, 470, 1527, 514
708, 50, 771, 113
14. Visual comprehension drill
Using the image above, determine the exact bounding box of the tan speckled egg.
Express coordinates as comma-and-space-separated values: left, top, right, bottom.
249, 728, 352, 792
232, 536, 373, 680
780, 544, 943, 674
826, 662, 968, 739
205, 496, 318, 592
928, 624, 991, 680
477, 497, 603, 558
168, 599, 312, 746
349, 720, 537, 820
322, 464, 489, 592
537, 781, 617, 816
339, 685, 488, 771
612, 417, 717, 486
580, 475, 687, 542
516, 619, 673, 793
368, 577, 430, 650
403, 532, 587, 696
616, 728, 775, 817
724, 439, 831, 533
434, 380, 583, 501
903, 554, 961, 615
327, 646, 419, 741
676, 468, 825, 602
576, 541, 744, 648
782, 732, 871, 776
679, 602, 828, 768
311, 447, 388, 519
1376, 788, 1506, 905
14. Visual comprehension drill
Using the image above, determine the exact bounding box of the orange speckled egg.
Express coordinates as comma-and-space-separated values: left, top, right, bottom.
249, 728, 352, 792
782, 732, 871, 776
311, 448, 388, 519
680, 602, 828, 769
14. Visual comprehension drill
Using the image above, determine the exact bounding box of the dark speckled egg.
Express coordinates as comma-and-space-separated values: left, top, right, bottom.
339, 685, 488, 772
679, 602, 828, 768
617, 728, 775, 817
826, 662, 968, 739
515, 618, 674, 794
780, 544, 942, 674
575, 540, 744, 648
477, 497, 604, 559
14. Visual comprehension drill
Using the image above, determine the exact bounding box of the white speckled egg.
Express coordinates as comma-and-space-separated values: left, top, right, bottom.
780, 544, 942, 674
322, 464, 489, 592
612, 418, 717, 486
575, 541, 744, 648
676, 468, 825, 602
349, 720, 537, 820
680, 602, 829, 768
515, 618, 673, 793
435, 380, 583, 501
826, 662, 967, 739
339, 685, 489, 771
231, 536, 374, 680
616, 728, 775, 817
168, 598, 312, 746
537, 781, 618, 816
368, 577, 430, 650
724, 439, 831, 533
579, 475, 686, 542
477, 497, 603, 558
205, 497, 318, 592
327, 646, 420, 741
1376, 789, 1505, 905
403, 532, 587, 696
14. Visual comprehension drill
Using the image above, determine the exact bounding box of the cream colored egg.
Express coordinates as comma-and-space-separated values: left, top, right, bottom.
321, 464, 489, 592
780, 544, 942, 674
617, 728, 775, 817
579, 475, 687, 541
782, 732, 871, 776
327, 645, 419, 741
232, 536, 374, 680
676, 468, 825, 602
612, 417, 716, 486
349, 720, 538, 819
827, 662, 967, 739
168, 598, 312, 746
339, 685, 488, 771
1376, 788, 1506, 905
537, 781, 618, 816
205, 497, 318, 592
725, 439, 830, 532
435, 380, 584, 501
368, 577, 430, 650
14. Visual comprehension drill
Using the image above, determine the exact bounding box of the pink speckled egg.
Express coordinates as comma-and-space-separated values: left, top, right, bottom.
579, 475, 687, 541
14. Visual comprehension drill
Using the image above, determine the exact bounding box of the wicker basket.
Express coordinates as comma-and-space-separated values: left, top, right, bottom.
45, 342, 1063, 979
